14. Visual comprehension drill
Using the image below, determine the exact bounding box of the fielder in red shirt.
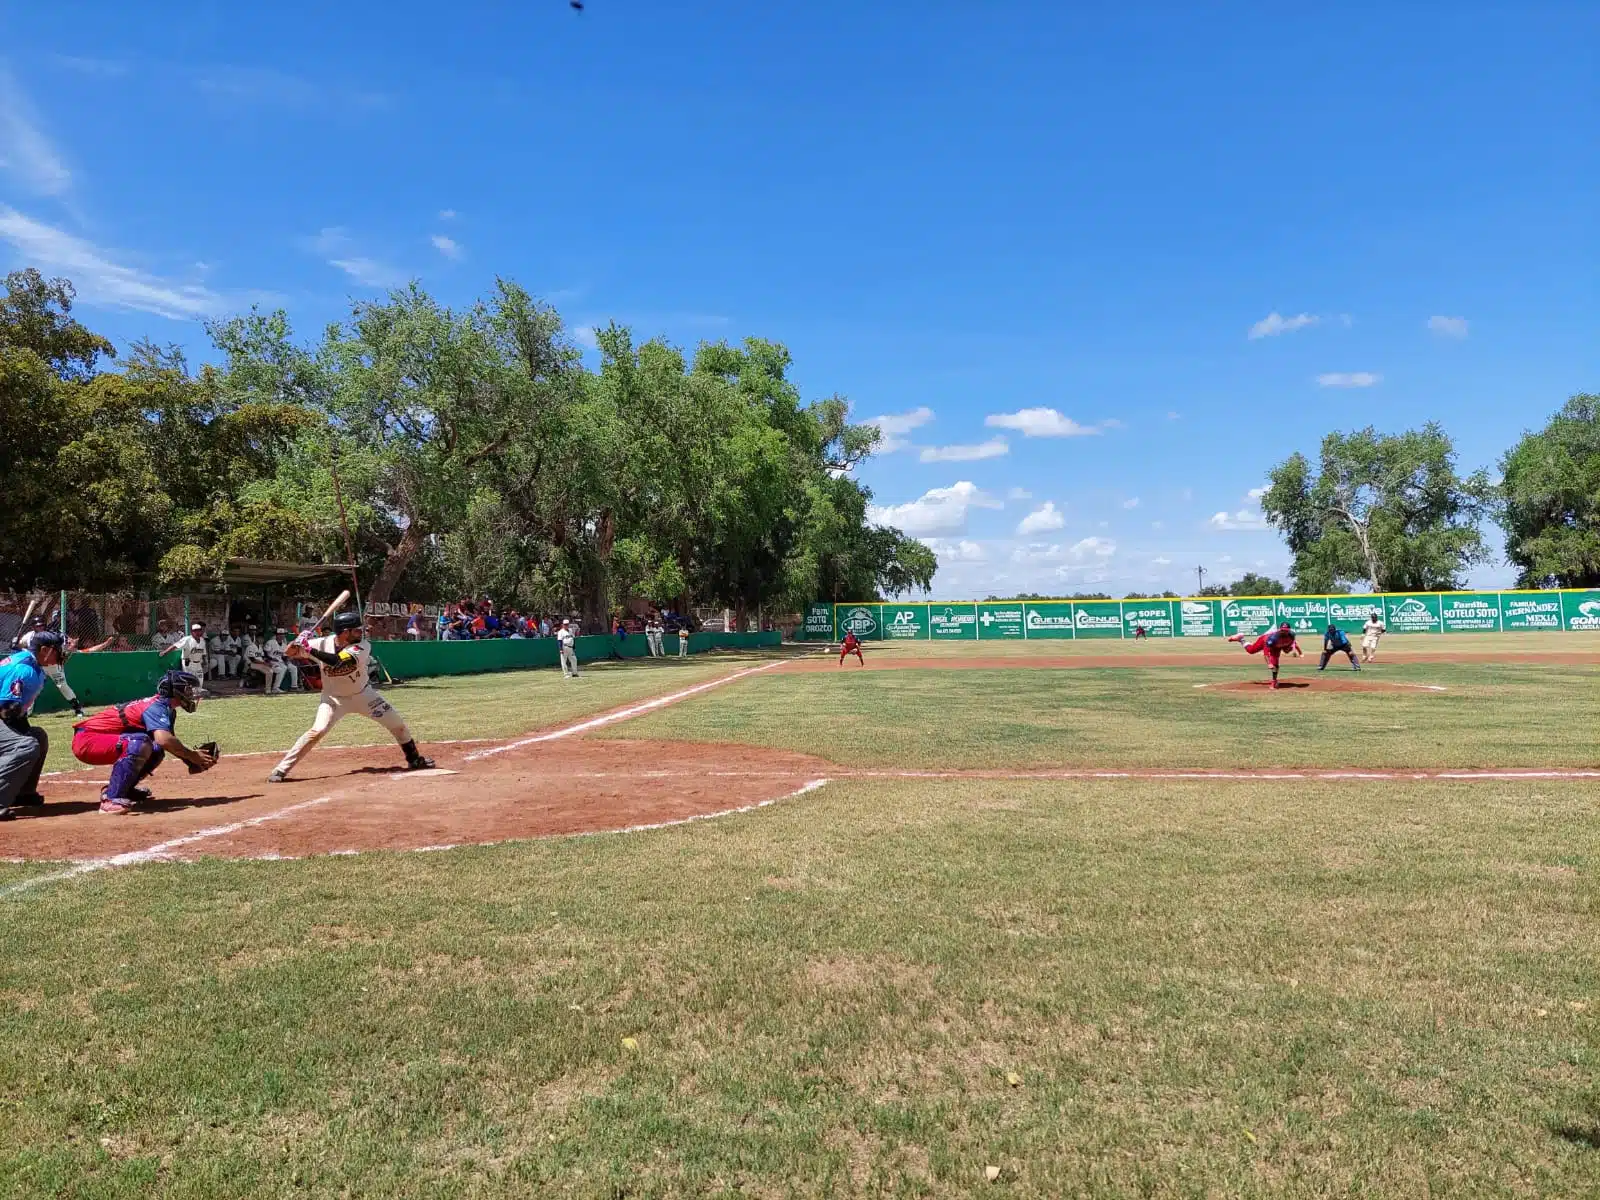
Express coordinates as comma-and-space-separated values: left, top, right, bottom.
1227, 622, 1302, 688
839, 630, 864, 666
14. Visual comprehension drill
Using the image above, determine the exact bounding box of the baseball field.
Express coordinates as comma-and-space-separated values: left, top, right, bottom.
3, 635, 1598, 1197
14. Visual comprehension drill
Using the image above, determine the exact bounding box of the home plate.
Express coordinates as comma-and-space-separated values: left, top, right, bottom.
388, 768, 459, 779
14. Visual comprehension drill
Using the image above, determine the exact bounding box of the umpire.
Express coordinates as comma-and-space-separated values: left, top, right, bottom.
0, 631, 62, 820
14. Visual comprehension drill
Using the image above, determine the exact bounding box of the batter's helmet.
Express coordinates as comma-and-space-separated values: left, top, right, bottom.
331, 612, 365, 635
157, 670, 202, 711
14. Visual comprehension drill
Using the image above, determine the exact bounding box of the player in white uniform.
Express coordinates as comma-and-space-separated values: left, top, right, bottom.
14, 617, 86, 717
645, 614, 664, 657
207, 628, 238, 680
268, 611, 433, 781
169, 623, 210, 694
1360, 611, 1386, 663
556, 618, 580, 678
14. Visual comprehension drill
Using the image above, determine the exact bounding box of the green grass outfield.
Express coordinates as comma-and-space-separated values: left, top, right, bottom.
3, 643, 1598, 1197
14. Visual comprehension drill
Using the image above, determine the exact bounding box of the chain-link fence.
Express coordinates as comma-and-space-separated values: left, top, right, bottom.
2, 591, 368, 653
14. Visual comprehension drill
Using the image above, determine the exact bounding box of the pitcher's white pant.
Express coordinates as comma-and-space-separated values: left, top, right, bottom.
273, 687, 413, 776
248, 660, 285, 692
560, 645, 580, 677
646, 631, 663, 657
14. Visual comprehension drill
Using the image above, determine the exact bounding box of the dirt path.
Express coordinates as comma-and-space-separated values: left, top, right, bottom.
785, 650, 1600, 671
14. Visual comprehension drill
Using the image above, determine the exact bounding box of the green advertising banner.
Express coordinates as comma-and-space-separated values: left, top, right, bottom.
881, 604, 929, 639
1122, 601, 1175, 637
1072, 600, 1124, 639
1221, 598, 1277, 638
1440, 593, 1500, 633
1560, 589, 1600, 632
1274, 595, 1329, 633
928, 603, 978, 640
802, 602, 835, 641
1384, 594, 1442, 633
977, 602, 1026, 639
1175, 598, 1220, 637
836, 604, 882, 640
1327, 595, 1383, 634
1500, 593, 1561, 631
1023, 603, 1076, 639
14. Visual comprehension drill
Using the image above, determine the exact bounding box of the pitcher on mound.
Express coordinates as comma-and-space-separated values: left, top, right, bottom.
269, 611, 433, 782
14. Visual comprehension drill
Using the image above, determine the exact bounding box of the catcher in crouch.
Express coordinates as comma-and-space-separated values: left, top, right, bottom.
269, 611, 433, 782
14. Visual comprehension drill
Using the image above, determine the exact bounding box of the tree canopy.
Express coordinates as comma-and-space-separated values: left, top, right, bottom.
1498, 394, 1600, 588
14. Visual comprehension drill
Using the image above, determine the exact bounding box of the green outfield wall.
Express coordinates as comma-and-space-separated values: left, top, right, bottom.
24, 631, 782, 714
801, 591, 1600, 642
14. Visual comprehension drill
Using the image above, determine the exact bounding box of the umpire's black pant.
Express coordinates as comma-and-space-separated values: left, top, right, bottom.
1318, 647, 1358, 669
0, 711, 47, 807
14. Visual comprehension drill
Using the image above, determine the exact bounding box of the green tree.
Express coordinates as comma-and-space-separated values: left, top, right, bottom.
1498, 394, 1600, 587
1228, 573, 1284, 596
1261, 424, 1492, 592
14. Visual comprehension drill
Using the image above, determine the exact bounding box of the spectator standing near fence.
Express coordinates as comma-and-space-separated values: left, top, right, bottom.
556, 618, 580, 679
678, 621, 690, 658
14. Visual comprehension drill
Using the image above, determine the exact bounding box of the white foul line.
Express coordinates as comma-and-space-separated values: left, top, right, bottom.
0, 795, 334, 897
463, 660, 787, 761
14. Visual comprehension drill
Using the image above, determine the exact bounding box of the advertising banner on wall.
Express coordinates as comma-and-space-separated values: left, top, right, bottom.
1560, 590, 1600, 631
1274, 595, 1329, 633
1024, 603, 1076, 639
802, 603, 835, 640
976, 603, 1026, 639
1439, 593, 1500, 633
928, 603, 978, 640
1122, 601, 1175, 637
1327, 595, 1383, 633
1500, 594, 1561, 631
1383, 594, 1442, 633
837, 605, 881, 640
1072, 601, 1124, 640
881, 605, 928, 639
1221, 598, 1276, 638
1176, 598, 1220, 637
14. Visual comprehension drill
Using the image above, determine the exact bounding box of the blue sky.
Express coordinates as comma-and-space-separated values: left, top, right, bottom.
2, 2, 1594, 598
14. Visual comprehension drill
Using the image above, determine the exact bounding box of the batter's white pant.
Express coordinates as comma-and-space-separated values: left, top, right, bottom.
647, 631, 663, 657
273, 687, 413, 776
42, 662, 78, 706
248, 660, 286, 692
560, 645, 579, 677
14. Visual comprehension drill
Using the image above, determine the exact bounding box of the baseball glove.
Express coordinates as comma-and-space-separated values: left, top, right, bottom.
188, 742, 220, 774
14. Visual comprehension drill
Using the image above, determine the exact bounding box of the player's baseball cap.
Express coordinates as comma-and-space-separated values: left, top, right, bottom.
191, 622, 204, 631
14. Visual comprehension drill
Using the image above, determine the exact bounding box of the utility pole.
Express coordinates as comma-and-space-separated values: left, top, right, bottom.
1195, 566, 1206, 595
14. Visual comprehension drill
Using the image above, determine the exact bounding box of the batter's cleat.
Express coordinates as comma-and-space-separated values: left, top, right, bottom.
404, 755, 436, 771
267, 769, 288, 783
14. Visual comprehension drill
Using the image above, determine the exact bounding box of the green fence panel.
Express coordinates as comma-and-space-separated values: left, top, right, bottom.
1327, 595, 1383, 634
882, 604, 929, 639
372, 638, 560, 678
1023, 602, 1076, 639
1122, 601, 1175, 637
1440, 593, 1501, 632
800, 603, 835, 641
836, 604, 883, 640
976, 602, 1026, 639
1561, 589, 1600, 631
1220, 598, 1276, 637
1072, 600, 1124, 639
1500, 593, 1562, 631
1176, 599, 1220, 637
1274, 596, 1329, 634
28, 650, 171, 715
1383, 594, 1442, 634
928, 603, 978, 640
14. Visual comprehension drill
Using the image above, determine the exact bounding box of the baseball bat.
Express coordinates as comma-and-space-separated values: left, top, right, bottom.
12, 596, 38, 648
315, 589, 352, 631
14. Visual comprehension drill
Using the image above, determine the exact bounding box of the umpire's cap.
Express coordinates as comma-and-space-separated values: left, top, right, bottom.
30, 631, 64, 650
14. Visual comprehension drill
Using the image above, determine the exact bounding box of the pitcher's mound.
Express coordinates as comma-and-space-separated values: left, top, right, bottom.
1208, 677, 1423, 694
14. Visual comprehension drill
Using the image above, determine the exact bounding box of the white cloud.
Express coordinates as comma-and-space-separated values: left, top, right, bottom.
1246, 485, 1268, 501
920, 537, 987, 563
985, 407, 1103, 438
1067, 536, 1116, 561
439, 208, 457, 221
1151, 520, 1164, 530
919, 437, 1008, 463
193, 66, 389, 112
1166, 411, 1180, 421
1219, 554, 1233, 564
303, 227, 406, 288
0, 207, 225, 319
1006, 487, 1032, 501
1122, 497, 1140, 509
571, 325, 599, 350
1428, 315, 1468, 339
430, 234, 461, 260
1152, 556, 1171, 566
0, 68, 72, 197
1209, 509, 1271, 531
1016, 502, 1065, 536
863, 406, 934, 453
1316, 371, 1381, 388
867, 481, 1001, 537
1248, 311, 1320, 339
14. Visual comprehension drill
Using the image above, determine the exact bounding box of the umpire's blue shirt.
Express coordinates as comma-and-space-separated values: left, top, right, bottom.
1324, 627, 1352, 651
0, 650, 46, 711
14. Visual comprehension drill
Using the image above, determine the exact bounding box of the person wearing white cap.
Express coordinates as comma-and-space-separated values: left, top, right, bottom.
169, 622, 210, 695
264, 627, 296, 692
556, 618, 580, 679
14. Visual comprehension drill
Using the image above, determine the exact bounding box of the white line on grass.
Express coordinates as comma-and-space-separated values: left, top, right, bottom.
463, 661, 788, 761
0, 795, 335, 897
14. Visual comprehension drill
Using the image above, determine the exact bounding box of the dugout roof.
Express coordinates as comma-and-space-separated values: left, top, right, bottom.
215, 559, 356, 588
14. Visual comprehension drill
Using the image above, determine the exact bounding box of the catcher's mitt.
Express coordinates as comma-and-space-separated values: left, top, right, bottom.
188, 741, 220, 774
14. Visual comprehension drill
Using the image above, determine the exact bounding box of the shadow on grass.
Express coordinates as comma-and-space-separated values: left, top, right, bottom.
1550, 1117, 1600, 1150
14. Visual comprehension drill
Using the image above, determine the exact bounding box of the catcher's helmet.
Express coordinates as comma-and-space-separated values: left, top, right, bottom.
331, 612, 365, 635
157, 669, 202, 711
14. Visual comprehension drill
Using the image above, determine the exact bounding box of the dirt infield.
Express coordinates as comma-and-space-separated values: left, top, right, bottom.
1201, 677, 1436, 693
787, 650, 1600, 671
